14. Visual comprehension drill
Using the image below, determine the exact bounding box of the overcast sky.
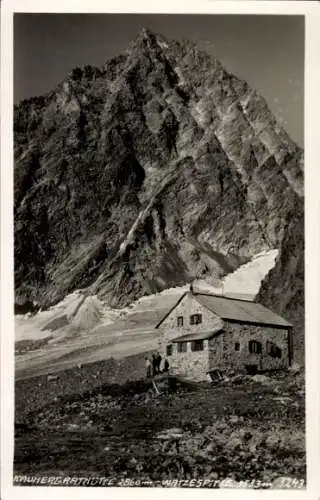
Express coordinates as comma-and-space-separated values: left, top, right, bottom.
14, 14, 304, 146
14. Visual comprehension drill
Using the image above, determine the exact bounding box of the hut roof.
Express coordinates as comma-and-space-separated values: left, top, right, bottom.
156, 292, 292, 329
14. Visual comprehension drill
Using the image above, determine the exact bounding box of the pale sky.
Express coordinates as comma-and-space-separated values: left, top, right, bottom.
14, 14, 304, 146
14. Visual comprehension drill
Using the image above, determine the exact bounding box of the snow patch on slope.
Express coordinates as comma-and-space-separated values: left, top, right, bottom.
222, 249, 279, 299
15, 249, 279, 379
15, 292, 115, 343
15, 249, 279, 344
124, 251, 278, 312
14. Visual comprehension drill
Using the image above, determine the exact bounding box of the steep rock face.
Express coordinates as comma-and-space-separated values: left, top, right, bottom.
14, 28, 304, 347
257, 209, 304, 363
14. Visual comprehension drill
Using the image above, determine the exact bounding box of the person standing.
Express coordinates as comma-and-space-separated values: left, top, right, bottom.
145, 357, 152, 378
152, 353, 157, 377
156, 351, 162, 374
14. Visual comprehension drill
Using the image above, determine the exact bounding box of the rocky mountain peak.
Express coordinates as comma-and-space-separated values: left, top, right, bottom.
126, 27, 166, 59
136, 27, 160, 44
14, 29, 304, 359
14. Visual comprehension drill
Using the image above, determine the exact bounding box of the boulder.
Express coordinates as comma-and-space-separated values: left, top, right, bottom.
251, 374, 274, 385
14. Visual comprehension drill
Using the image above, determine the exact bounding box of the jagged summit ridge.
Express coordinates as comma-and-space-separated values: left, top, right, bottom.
14, 29, 304, 357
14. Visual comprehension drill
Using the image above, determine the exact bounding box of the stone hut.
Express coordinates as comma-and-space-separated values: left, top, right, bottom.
155, 287, 293, 381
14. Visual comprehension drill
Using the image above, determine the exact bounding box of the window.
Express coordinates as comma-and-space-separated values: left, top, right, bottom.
235, 342, 240, 351
208, 369, 224, 382
266, 341, 282, 359
190, 314, 202, 325
248, 340, 262, 354
177, 316, 184, 327
191, 340, 204, 351
166, 344, 173, 356
177, 342, 188, 353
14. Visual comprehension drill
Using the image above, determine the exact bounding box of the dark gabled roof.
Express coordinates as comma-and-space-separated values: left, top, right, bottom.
172, 327, 223, 343
155, 291, 293, 329
194, 293, 293, 328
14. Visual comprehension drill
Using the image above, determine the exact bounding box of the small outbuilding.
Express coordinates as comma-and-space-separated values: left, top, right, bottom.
155, 288, 293, 381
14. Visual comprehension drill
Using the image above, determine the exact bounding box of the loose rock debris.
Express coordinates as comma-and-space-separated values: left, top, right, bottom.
14, 369, 306, 487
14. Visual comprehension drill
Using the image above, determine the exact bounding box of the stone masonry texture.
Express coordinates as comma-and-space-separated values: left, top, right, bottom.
159, 292, 290, 380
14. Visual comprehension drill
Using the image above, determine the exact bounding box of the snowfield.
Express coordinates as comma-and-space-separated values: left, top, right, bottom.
15, 249, 278, 379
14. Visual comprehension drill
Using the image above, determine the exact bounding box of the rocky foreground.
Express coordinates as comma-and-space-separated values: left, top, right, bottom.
14, 358, 305, 488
